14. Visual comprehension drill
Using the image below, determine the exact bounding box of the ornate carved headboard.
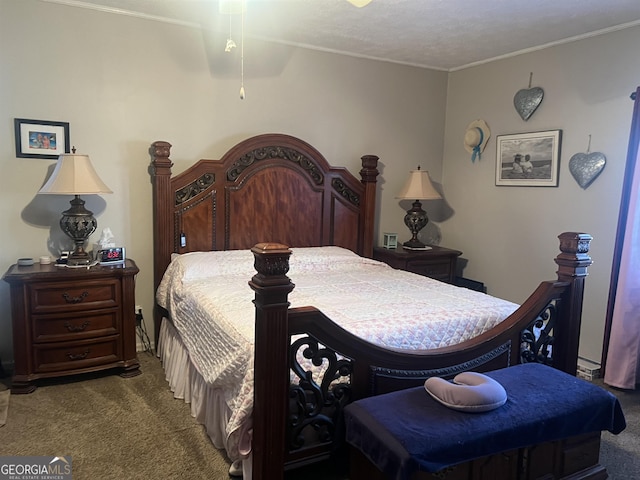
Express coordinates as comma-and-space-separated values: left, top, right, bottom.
149, 133, 379, 294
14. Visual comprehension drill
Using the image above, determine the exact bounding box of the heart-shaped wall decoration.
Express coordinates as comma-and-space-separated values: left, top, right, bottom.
568, 152, 606, 189
514, 87, 544, 121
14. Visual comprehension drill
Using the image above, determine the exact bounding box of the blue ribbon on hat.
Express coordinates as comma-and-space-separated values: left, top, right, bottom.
471, 127, 484, 163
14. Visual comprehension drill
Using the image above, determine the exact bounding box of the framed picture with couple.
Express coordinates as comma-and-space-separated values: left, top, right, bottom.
495, 130, 562, 187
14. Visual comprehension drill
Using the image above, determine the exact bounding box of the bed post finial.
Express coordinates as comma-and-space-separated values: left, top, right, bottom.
554, 232, 593, 375
360, 155, 379, 182
150, 141, 173, 172
360, 155, 379, 258
249, 242, 295, 480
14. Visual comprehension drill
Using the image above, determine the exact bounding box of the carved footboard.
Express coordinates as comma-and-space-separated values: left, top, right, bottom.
248, 233, 592, 479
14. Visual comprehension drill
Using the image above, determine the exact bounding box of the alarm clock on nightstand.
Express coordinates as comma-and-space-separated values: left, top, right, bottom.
97, 247, 126, 265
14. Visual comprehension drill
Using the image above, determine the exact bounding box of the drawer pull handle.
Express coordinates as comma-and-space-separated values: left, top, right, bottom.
64, 321, 90, 332
62, 291, 89, 304
67, 349, 90, 361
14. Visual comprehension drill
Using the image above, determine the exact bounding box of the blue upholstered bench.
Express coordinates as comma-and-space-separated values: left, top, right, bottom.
344, 363, 625, 480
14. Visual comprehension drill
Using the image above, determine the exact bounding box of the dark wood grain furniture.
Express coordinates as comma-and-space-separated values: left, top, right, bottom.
349, 433, 606, 480
3, 259, 140, 394
149, 134, 592, 480
373, 245, 462, 283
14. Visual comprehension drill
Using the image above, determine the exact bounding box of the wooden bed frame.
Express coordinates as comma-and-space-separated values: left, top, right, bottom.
149, 134, 593, 480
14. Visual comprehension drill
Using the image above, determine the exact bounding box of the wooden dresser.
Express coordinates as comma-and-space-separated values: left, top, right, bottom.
3, 259, 140, 393
373, 245, 462, 283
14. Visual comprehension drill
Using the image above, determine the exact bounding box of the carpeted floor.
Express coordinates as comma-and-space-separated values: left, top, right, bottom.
0, 353, 233, 479
596, 379, 640, 479
0, 356, 638, 479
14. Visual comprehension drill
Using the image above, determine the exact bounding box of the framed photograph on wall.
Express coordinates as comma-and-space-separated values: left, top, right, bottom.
14, 118, 70, 159
495, 130, 562, 186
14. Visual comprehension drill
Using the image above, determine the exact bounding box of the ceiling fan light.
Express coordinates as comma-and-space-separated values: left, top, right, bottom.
347, 0, 373, 7
225, 38, 237, 52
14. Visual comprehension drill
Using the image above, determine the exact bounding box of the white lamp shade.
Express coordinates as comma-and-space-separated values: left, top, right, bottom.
38, 154, 112, 195
396, 169, 441, 200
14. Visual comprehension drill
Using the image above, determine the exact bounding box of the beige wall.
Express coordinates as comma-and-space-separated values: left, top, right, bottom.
0, 0, 447, 363
1, 0, 636, 367
441, 26, 640, 361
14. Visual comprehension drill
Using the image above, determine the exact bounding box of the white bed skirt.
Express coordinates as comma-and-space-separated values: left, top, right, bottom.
157, 318, 253, 479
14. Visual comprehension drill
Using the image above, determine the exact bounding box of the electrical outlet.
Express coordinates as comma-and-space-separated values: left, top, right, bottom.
135, 305, 142, 314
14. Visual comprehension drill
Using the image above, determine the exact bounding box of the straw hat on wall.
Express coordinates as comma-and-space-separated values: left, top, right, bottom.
464, 119, 491, 162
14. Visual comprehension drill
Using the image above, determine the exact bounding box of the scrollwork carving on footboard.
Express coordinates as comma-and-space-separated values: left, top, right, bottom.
520, 299, 559, 365
369, 342, 512, 396
288, 335, 353, 451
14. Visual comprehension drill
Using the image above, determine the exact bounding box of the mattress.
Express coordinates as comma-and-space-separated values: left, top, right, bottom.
156, 246, 519, 460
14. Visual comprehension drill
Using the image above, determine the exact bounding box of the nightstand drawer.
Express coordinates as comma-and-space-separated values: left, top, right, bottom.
3, 259, 140, 393
373, 246, 461, 284
33, 337, 120, 373
29, 280, 120, 313
405, 261, 451, 281
33, 310, 120, 343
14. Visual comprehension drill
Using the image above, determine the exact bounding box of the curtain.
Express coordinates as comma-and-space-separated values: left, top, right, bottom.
603, 87, 640, 389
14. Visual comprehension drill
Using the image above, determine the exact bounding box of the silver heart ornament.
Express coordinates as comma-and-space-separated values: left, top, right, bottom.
514, 87, 544, 121
569, 152, 606, 189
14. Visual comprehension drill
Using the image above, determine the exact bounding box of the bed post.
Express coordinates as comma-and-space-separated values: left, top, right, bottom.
249, 243, 295, 480
553, 232, 593, 375
359, 155, 379, 258
149, 141, 173, 347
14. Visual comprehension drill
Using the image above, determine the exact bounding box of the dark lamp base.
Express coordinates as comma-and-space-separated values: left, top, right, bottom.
402, 243, 433, 251
67, 250, 93, 266
60, 195, 97, 267
402, 239, 432, 251
402, 200, 432, 252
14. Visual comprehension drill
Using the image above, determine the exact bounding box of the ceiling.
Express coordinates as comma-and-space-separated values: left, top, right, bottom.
45, 0, 640, 71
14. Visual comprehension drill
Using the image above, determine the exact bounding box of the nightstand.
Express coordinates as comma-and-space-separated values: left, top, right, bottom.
373, 245, 462, 283
2, 259, 140, 393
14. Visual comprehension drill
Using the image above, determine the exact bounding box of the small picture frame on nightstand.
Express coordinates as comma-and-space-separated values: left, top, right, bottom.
383, 233, 398, 249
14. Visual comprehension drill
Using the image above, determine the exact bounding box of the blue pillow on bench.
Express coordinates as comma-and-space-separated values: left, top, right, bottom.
424, 372, 507, 412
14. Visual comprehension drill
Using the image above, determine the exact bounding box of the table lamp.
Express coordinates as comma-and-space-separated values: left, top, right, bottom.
396, 167, 441, 250
38, 148, 112, 266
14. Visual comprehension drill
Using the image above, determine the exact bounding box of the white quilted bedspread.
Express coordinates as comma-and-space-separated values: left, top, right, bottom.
156, 246, 519, 459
